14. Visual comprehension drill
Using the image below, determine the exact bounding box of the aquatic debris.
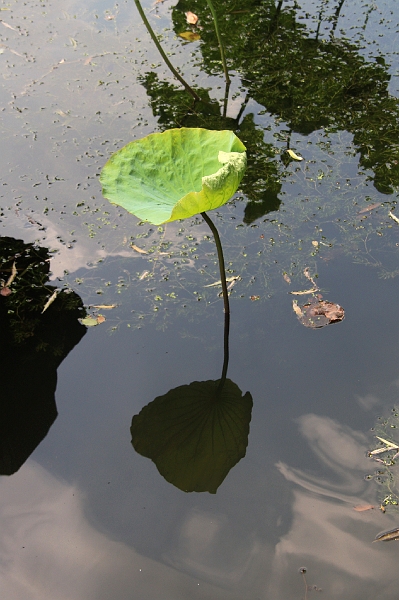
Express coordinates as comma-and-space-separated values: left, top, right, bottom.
358, 202, 381, 214
370, 436, 399, 455
204, 276, 240, 288
374, 528, 399, 542
91, 304, 117, 310
353, 504, 375, 512
286, 149, 303, 161
79, 314, 106, 327
41, 289, 59, 314
179, 31, 201, 42
292, 298, 345, 328
131, 244, 147, 254
389, 211, 399, 224
185, 11, 198, 24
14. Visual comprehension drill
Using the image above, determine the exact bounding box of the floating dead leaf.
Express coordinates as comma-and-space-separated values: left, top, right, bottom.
80, 314, 107, 327
42, 289, 59, 313
131, 244, 147, 254
179, 31, 201, 42
292, 300, 303, 317
283, 273, 291, 284
358, 202, 381, 214
250, 295, 260, 301
4, 261, 18, 289
312, 241, 319, 247
293, 298, 344, 328
286, 149, 303, 161
80, 316, 98, 327
374, 528, 399, 542
69, 37, 77, 48
1, 21, 18, 32
389, 211, 399, 224
353, 504, 375, 512
185, 11, 198, 24
139, 270, 150, 280
290, 288, 318, 295
375, 436, 399, 448
0, 287, 11, 296
91, 304, 117, 309
205, 276, 239, 288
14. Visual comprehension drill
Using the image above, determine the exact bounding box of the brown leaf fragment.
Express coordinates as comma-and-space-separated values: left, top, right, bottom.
0, 287, 11, 296
41, 289, 59, 313
91, 304, 117, 309
5, 261, 17, 287
293, 299, 344, 328
358, 202, 381, 214
131, 244, 147, 254
354, 504, 375, 512
96, 315, 106, 324
374, 528, 399, 542
1, 21, 18, 32
389, 211, 399, 224
185, 11, 198, 24
283, 273, 291, 284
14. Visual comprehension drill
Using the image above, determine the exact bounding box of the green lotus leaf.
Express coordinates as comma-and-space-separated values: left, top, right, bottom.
100, 128, 247, 225
131, 379, 253, 493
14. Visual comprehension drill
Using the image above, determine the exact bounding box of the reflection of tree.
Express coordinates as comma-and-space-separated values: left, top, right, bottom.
168, 0, 399, 195
0, 237, 86, 475
140, 73, 282, 223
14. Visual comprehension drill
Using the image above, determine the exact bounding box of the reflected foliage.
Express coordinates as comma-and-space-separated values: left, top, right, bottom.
131, 379, 252, 493
142, 0, 399, 205
140, 73, 282, 223
0, 237, 86, 475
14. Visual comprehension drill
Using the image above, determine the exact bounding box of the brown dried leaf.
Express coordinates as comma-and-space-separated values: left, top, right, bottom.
353, 504, 375, 512
92, 304, 117, 310
292, 300, 303, 317
131, 244, 147, 254
293, 299, 344, 328
96, 315, 106, 324
374, 528, 399, 542
358, 202, 381, 214
185, 11, 198, 24
0, 287, 11, 296
283, 273, 291, 284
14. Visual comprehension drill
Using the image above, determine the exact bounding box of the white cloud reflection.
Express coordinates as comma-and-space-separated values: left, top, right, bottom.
166, 414, 399, 599
0, 461, 241, 600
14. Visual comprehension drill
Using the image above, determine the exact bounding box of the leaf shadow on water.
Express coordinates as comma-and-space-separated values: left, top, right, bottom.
0, 237, 87, 475
131, 378, 253, 494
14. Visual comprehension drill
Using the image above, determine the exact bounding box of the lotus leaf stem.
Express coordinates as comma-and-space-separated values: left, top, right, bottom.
134, 0, 201, 102
205, 0, 231, 88
201, 211, 229, 394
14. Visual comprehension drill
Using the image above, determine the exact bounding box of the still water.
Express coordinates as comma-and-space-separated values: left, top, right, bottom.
1, 0, 399, 598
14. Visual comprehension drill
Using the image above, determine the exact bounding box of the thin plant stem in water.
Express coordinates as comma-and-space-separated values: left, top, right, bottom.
204, 0, 231, 115
133, 0, 201, 102
201, 211, 230, 395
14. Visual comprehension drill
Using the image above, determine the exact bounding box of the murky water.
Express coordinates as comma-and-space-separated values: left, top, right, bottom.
1, 0, 399, 598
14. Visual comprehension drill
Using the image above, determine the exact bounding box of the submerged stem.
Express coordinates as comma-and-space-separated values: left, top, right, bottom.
205, 0, 231, 88
134, 0, 201, 102
201, 212, 230, 395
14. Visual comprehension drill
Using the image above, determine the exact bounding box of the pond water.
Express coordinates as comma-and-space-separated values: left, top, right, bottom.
2, 0, 399, 598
